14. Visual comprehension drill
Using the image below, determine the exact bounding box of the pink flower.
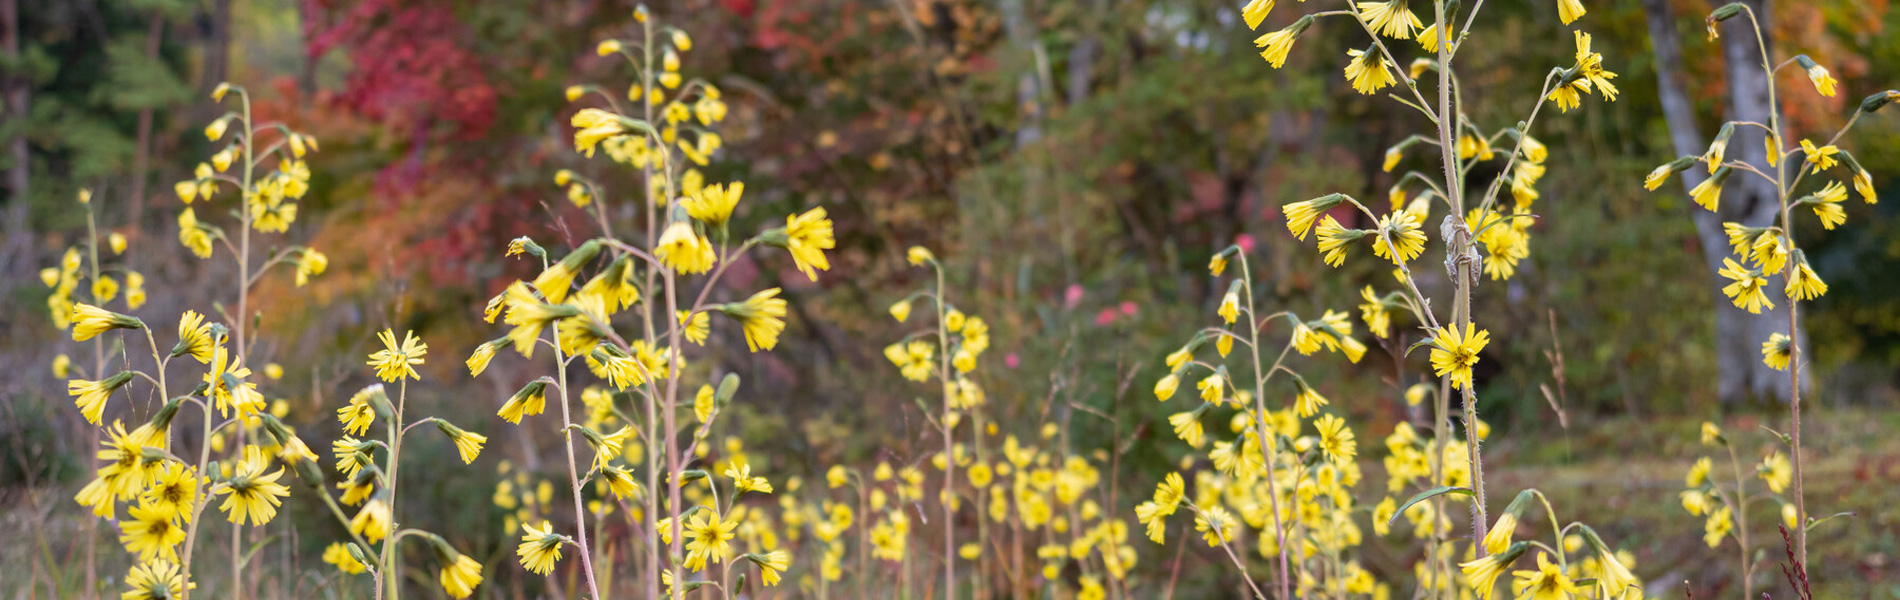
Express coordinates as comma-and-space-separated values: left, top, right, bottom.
1119, 301, 1138, 316
1094, 308, 1119, 326
1064, 284, 1085, 309
1235, 234, 1256, 254
1005, 353, 1020, 369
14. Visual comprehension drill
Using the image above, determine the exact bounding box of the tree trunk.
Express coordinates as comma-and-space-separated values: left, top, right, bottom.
129, 13, 164, 224
1646, 0, 1801, 403
1, 0, 30, 273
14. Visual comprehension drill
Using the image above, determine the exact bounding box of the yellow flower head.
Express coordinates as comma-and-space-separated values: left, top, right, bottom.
781, 207, 836, 281
1253, 15, 1313, 69
1459, 541, 1527, 600
1344, 48, 1398, 95
517, 521, 568, 575
1717, 257, 1775, 314
1371, 211, 1427, 264
324, 542, 369, 574
1357, 0, 1423, 40
367, 329, 427, 382
1512, 552, 1579, 600
1761, 332, 1792, 371
1428, 324, 1490, 390
684, 181, 743, 229
216, 446, 292, 526
1805, 181, 1848, 230
439, 553, 484, 599
1801, 139, 1840, 171
71, 303, 142, 341
1797, 56, 1837, 97
656, 221, 716, 274
719, 287, 789, 352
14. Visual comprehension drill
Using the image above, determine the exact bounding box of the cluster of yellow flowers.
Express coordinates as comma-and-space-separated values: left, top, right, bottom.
48, 79, 343, 599
1216, 0, 1656, 597
1675, 421, 1802, 598
1642, 2, 1894, 572
452, 7, 833, 598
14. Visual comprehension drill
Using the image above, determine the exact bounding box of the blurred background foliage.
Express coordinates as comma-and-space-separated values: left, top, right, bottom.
3, 0, 1899, 596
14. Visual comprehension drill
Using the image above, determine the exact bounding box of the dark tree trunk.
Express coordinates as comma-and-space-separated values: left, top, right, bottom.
129, 13, 164, 223
1, 0, 30, 273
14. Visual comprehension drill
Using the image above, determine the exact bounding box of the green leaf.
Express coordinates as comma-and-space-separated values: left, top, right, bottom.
1388, 486, 1473, 528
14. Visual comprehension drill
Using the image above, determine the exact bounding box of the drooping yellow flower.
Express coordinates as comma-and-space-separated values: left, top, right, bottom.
907, 245, 935, 266
571, 108, 630, 157
1429, 324, 1490, 390
1241, 0, 1275, 29
466, 339, 501, 377
1718, 257, 1775, 314
1704, 504, 1734, 547
215, 446, 292, 526
677, 310, 710, 345
1806, 181, 1848, 230
69, 371, 133, 425
177, 208, 214, 258
1556, 0, 1585, 24
889, 299, 913, 322
438, 421, 487, 464
720, 287, 789, 352
517, 521, 568, 575
336, 384, 380, 436
1217, 288, 1240, 324
1687, 456, 1714, 487
1253, 15, 1313, 69
367, 329, 427, 382
71, 303, 142, 341
1761, 332, 1792, 370
751, 549, 792, 587
1197, 373, 1225, 404
1759, 451, 1792, 493
439, 553, 484, 599
1785, 256, 1826, 300
782, 207, 836, 281
1799, 56, 1837, 97
498, 381, 549, 424
655, 221, 716, 274
1282, 194, 1343, 240
1359, 286, 1391, 338
1690, 167, 1732, 211
1294, 380, 1329, 418
1153, 373, 1180, 401
1344, 48, 1398, 95
1169, 411, 1205, 447
1357, 0, 1423, 39
324, 542, 369, 574
351, 497, 392, 543
1315, 216, 1360, 268
1194, 505, 1236, 547
1371, 211, 1427, 264
1459, 542, 1526, 600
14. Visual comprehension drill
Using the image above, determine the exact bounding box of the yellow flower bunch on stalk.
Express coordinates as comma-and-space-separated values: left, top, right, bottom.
1648, 2, 1896, 569
467, 8, 831, 598
1233, 0, 1623, 593
1142, 240, 1395, 598
50, 79, 339, 600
